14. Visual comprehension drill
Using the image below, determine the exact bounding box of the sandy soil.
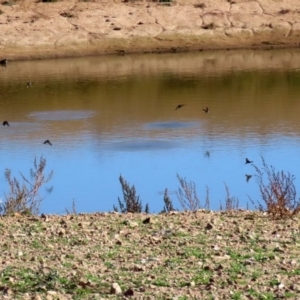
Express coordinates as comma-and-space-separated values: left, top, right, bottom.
0, 0, 300, 60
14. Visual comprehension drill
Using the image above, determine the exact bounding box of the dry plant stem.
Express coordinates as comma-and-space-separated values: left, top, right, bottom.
65, 199, 77, 215
114, 175, 149, 213
2, 156, 53, 215
161, 188, 176, 213
224, 183, 239, 211
176, 174, 207, 211
251, 156, 300, 219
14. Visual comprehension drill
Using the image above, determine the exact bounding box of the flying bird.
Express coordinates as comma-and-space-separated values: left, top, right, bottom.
27, 82, 33, 88
204, 151, 210, 158
245, 158, 253, 164
175, 104, 185, 110
202, 107, 209, 113
43, 140, 52, 146
2, 121, 9, 126
0, 59, 7, 67
245, 174, 252, 182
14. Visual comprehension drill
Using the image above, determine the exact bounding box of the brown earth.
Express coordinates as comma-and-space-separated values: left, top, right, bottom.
0, 210, 300, 299
0, 0, 300, 60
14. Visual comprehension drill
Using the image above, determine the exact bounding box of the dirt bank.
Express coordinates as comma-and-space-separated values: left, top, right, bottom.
0, 0, 300, 60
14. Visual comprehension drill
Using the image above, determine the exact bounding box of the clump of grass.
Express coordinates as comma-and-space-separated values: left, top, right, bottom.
1, 156, 53, 216
113, 175, 149, 213
160, 188, 176, 213
176, 174, 209, 211
220, 183, 239, 211
251, 156, 300, 219
65, 199, 77, 215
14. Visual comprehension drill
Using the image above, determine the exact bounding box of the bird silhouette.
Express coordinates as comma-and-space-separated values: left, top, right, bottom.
245, 158, 253, 164
245, 174, 252, 182
2, 121, 9, 126
0, 59, 7, 67
27, 82, 33, 88
43, 140, 52, 146
202, 107, 209, 113
175, 104, 185, 110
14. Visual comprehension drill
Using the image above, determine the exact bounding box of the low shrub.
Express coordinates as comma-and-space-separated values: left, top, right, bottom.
113, 175, 149, 213
1, 156, 53, 216
251, 157, 300, 219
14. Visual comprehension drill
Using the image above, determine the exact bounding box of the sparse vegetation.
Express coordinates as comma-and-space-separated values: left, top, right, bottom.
1, 156, 53, 216
160, 188, 176, 213
0, 211, 299, 299
113, 175, 149, 213
220, 183, 239, 211
251, 156, 300, 219
65, 199, 77, 215
176, 174, 209, 211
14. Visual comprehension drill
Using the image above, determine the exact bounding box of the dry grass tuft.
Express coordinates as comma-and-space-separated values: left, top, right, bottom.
251, 156, 300, 219
160, 188, 176, 213
176, 174, 209, 211
113, 175, 149, 213
1, 156, 53, 216
222, 183, 239, 211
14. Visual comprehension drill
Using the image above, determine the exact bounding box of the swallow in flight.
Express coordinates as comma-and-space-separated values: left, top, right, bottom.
43, 140, 52, 146
0, 59, 7, 67
203, 107, 209, 113
245, 174, 252, 182
245, 158, 253, 164
2, 121, 9, 126
175, 104, 185, 110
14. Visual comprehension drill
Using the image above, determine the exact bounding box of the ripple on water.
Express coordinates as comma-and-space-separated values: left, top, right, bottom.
107, 139, 179, 152
28, 110, 95, 121
144, 121, 201, 130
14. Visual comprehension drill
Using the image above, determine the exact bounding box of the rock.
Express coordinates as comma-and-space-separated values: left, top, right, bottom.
124, 288, 134, 297
205, 223, 213, 230
143, 217, 151, 224
110, 282, 122, 294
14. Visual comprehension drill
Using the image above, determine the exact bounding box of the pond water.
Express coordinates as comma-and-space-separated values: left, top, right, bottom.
1, 49, 300, 214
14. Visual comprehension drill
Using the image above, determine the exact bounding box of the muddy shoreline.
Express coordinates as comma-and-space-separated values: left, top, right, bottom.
0, 0, 300, 61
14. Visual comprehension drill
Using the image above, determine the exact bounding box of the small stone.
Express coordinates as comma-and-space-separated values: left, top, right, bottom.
124, 288, 134, 297
278, 283, 285, 289
110, 282, 122, 294
205, 223, 213, 230
47, 291, 57, 296
143, 217, 151, 224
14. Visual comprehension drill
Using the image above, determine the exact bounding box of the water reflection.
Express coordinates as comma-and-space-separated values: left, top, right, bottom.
107, 139, 179, 152
0, 49, 300, 213
28, 110, 95, 121
144, 121, 200, 130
